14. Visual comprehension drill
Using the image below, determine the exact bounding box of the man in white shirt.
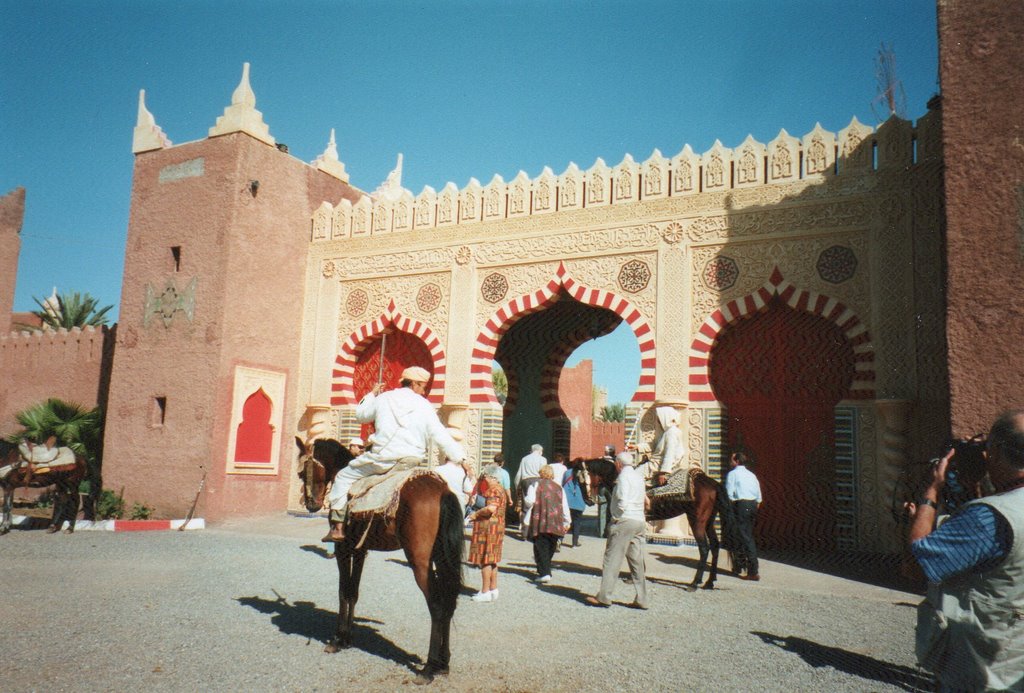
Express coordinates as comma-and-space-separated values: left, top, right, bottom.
433, 430, 475, 511
549, 453, 568, 487
725, 451, 762, 581
586, 452, 650, 609
514, 444, 546, 492
324, 366, 465, 542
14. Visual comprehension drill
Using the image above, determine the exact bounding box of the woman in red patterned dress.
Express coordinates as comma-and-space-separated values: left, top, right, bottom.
468, 469, 507, 602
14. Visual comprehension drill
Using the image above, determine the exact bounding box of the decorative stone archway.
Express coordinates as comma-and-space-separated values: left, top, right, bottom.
470, 262, 656, 406
331, 300, 447, 405
688, 267, 875, 403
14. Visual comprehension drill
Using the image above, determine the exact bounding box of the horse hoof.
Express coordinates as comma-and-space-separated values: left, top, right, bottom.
414, 666, 449, 685
324, 639, 349, 653
701, 582, 715, 591
46, 525, 60, 534
684, 584, 699, 593
63, 528, 74, 534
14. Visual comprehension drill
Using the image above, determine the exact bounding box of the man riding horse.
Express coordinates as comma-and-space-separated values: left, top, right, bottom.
323, 365, 466, 542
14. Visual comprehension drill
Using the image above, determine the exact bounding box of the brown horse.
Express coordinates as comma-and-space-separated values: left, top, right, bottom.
1, 439, 87, 535
295, 437, 464, 684
577, 457, 737, 591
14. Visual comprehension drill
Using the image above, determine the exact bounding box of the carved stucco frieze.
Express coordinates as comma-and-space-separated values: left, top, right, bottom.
689, 234, 870, 335
685, 199, 875, 245
337, 273, 451, 350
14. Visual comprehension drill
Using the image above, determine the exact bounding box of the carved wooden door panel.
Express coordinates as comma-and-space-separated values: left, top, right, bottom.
709, 299, 854, 551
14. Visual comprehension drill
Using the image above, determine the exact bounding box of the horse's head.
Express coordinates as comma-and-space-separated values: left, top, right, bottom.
296, 437, 329, 512
578, 458, 617, 503
295, 437, 356, 513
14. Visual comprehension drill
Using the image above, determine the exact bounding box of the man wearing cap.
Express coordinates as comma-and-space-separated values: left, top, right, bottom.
324, 366, 466, 542
586, 451, 650, 609
347, 437, 365, 458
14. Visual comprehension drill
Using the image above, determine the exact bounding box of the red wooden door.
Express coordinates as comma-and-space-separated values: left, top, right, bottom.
352, 330, 435, 440
709, 299, 854, 551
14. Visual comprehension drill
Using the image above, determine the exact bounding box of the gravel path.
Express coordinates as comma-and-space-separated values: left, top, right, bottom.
0, 514, 932, 692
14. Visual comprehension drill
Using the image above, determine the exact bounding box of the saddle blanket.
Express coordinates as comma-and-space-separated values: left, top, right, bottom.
649, 467, 696, 501
347, 467, 441, 518
0, 447, 77, 480
17, 443, 76, 471
344, 467, 444, 551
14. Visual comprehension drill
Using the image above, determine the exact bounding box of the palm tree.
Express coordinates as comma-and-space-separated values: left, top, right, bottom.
9, 398, 103, 463
492, 366, 508, 404
600, 403, 626, 422
16, 289, 113, 331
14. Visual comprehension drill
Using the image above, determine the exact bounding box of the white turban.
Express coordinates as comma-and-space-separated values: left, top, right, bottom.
616, 451, 636, 466
401, 366, 431, 383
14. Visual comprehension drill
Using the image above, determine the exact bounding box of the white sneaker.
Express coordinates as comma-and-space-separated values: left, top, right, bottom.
535, 575, 551, 584
470, 591, 493, 602
489, 589, 499, 601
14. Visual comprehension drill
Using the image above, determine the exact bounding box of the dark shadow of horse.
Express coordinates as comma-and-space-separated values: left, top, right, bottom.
235, 595, 421, 669
752, 631, 933, 692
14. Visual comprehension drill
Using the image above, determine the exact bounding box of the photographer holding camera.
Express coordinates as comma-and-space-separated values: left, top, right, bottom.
906, 410, 1024, 691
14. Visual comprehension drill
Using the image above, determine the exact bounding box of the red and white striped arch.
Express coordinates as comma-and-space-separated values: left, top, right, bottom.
688, 267, 875, 403
471, 262, 656, 405
330, 300, 447, 405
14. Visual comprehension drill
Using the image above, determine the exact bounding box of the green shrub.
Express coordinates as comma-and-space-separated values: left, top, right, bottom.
129, 502, 154, 520
95, 489, 124, 520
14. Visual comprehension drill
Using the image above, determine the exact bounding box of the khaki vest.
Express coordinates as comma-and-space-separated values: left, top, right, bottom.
936, 486, 1024, 691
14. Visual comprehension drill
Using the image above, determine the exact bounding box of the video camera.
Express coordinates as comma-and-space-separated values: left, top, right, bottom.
936, 435, 987, 511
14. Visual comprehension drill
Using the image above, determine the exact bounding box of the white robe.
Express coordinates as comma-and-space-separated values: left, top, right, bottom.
328, 386, 465, 511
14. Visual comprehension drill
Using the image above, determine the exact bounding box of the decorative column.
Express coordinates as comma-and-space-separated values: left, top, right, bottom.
301, 404, 334, 445
874, 399, 912, 552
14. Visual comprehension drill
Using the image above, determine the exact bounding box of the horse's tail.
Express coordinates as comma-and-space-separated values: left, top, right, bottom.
429, 490, 464, 619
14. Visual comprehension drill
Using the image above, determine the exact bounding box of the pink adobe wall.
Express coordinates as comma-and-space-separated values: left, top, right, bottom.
102, 132, 356, 519
0, 326, 114, 438
0, 187, 25, 336
559, 359, 594, 459
557, 360, 625, 458
938, 1, 1024, 436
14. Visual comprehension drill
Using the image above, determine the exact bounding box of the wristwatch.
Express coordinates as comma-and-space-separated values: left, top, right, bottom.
917, 497, 939, 510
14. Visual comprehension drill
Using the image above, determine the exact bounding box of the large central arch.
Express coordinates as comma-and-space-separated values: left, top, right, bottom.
471, 262, 656, 405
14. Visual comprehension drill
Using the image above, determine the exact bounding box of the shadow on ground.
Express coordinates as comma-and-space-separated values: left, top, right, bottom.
235, 594, 421, 669
753, 631, 932, 692
757, 549, 923, 592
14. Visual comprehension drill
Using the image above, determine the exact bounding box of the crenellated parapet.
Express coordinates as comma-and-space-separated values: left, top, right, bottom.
0, 325, 115, 432
311, 112, 939, 241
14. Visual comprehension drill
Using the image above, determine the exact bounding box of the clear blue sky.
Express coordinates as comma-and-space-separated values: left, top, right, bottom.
1, 0, 938, 403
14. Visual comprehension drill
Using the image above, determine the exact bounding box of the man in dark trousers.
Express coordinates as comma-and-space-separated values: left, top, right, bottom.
726, 451, 762, 581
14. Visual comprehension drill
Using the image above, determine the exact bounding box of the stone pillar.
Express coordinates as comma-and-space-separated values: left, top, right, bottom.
875, 399, 912, 552
301, 404, 333, 444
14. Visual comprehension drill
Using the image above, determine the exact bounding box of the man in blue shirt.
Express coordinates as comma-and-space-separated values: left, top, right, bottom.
907, 410, 1024, 691
726, 451, 762, 581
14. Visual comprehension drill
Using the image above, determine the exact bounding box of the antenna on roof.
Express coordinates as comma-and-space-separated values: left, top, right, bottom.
872, 42, 907, 122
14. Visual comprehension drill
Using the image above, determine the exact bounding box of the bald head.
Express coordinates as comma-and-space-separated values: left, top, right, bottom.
989, 410, 1024, 470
